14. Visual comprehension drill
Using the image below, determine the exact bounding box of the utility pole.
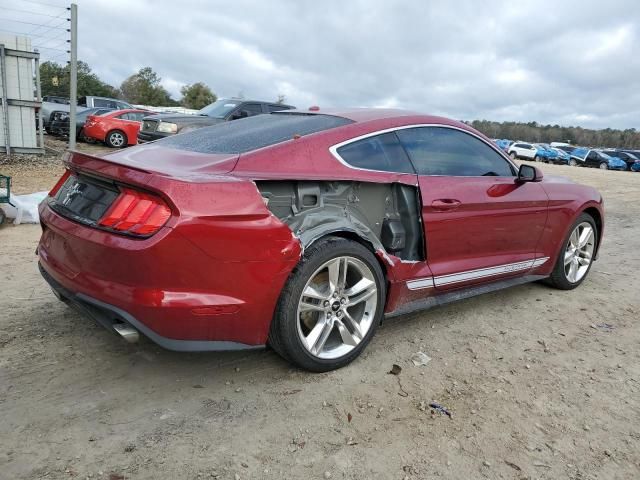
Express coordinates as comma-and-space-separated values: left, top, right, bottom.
68, 3, 78, 150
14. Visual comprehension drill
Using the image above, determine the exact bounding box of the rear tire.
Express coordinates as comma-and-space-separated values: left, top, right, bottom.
106, 130, 127, 148
510, 152, 517, 160
568, 158, 577, 167
599, 162, 608, 170
534, 155, 541, 162
269, 236, 386, 372
545, 213, 597, 290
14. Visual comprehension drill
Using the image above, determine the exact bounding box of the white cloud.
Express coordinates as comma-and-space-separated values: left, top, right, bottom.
42, 0, 633, 128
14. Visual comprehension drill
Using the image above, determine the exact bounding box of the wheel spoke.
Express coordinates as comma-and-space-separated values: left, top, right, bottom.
299, 300, 325, 312
311, 320, 334, 354
345, 278, 376, 306
302, 284, 327, 302
304, 319, 326, 351
564, 250, 574, 266
577, 256, 590, 266
335, 318, 360, 346
578, 227, 593, 248
327, 258, 347, 294
570, 229, 579, 248
341, 311, 363, 342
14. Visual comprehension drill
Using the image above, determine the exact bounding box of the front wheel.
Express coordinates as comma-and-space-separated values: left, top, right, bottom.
599, 162, 608, 170
510, 152, 517, 160
106, 130, 127, 148
546, 213, 597, 290
568, 158, 578, 167
269, 236, 386, 372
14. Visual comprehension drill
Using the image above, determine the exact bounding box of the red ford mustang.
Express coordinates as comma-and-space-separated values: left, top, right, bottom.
38, 109, 604, 371
84, 109, 156, 148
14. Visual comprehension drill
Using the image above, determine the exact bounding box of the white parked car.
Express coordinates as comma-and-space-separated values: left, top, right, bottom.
508, 142, 537, 160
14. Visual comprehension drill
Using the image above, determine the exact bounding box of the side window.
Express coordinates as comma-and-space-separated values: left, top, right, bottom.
336, 132, 415, 174
587, 151, 598, 160
396, 127, 515, 177
241, 103, 263, 116
93, 99, 109, 108
115, 112, 131, 120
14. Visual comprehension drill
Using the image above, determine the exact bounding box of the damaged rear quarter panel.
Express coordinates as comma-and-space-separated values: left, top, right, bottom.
256, 180, 424, 268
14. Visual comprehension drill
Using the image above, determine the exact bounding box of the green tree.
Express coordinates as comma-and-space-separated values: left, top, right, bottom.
39, 60, 119, 99
120, 67, 176, 106
180, 82, 216, 110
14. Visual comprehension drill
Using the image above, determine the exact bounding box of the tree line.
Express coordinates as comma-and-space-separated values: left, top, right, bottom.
39, 61, 637, 147
469, 119, 640, 149
39, 61, 218, 110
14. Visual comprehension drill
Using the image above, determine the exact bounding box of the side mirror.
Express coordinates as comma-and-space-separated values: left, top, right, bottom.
516, 164, 543, 183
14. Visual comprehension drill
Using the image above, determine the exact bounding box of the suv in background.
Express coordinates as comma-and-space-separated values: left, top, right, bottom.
137, 98, 295, 143
507, 141, 537, 160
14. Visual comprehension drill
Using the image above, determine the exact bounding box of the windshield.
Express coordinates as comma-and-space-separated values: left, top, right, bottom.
626, 152, 639, 161
198, 99, 241, 118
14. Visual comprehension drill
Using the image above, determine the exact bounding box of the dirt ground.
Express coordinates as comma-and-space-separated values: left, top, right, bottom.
1, 141, 639, 480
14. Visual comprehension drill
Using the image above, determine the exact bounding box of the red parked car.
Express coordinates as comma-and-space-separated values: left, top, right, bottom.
38, 109, 604, 371
83, 109, 156, 148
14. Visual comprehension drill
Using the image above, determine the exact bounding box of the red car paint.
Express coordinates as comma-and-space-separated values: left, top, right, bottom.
38, 109, 604, 349
83, 109, 155, 145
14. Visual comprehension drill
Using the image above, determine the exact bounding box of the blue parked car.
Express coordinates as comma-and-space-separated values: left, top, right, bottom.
632, 162, 640, 172
493, 139, 513, 152
571, 148, 627, 170
533, 143, 559, 163
550, 147, 571, 164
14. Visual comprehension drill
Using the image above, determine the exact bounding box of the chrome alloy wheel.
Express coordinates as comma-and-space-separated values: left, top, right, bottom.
564, 222, 595, 283
110, 132, 125, 147
296, 256, 378, 359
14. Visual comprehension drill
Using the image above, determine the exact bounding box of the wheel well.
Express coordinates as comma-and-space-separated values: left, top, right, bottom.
583, 207, 603, 250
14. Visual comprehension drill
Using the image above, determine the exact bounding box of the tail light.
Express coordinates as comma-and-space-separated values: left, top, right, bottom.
98, 187, 171, 236
49, 169, 71, 197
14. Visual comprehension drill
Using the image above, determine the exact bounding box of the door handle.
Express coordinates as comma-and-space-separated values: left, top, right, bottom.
431, 199, 461, 211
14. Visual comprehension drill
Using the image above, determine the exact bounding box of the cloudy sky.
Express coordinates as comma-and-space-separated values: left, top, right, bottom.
3, 0, 639, 129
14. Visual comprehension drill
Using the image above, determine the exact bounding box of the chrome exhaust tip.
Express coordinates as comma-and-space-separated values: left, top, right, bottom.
113, 323, 139, 343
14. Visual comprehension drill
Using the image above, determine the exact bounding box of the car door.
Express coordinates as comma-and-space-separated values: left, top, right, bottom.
396, 126, 549, 291
585, 151, 600, 168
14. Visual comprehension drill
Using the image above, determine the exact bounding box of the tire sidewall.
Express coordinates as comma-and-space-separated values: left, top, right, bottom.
273, 237, 386, 371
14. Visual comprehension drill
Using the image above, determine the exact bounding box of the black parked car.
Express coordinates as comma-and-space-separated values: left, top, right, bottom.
602, 150, 640, 170
49, 107, 114, 139
137, 98, 295, 143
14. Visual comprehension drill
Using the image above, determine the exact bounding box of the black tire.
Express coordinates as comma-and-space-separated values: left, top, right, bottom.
599, 162, 608, 170
568, 158, 577, 167
269, 236, 386, 372
510, 152, 517, 160
545, 213, 597, 290
105, 130, 127, 148
534, 155, 541, 162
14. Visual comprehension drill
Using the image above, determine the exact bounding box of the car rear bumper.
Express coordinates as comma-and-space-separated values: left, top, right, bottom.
39, 262, 260, 351
137, 131, 170, 143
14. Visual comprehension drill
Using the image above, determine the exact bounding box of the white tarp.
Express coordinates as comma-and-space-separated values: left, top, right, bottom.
1, 191, 47, 224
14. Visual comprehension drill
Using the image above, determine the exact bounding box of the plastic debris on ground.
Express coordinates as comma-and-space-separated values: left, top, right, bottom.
0, 191, 47, 224
410, 351, 432, 366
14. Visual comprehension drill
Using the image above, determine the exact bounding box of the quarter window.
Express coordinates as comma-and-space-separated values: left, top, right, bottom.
240, 103, 263, 116
396, 127, 515, 177
336, 132, 415, 174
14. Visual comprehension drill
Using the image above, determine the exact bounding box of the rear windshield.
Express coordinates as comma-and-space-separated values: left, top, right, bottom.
158, 113, 353, 154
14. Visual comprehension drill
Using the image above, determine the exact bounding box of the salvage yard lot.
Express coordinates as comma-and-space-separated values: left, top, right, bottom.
1, 148, 639, 479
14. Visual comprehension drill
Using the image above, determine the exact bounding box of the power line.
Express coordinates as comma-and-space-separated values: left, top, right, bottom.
0, 5, 64, 18
14, 0, 68, 9
0, 16, 68, 29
